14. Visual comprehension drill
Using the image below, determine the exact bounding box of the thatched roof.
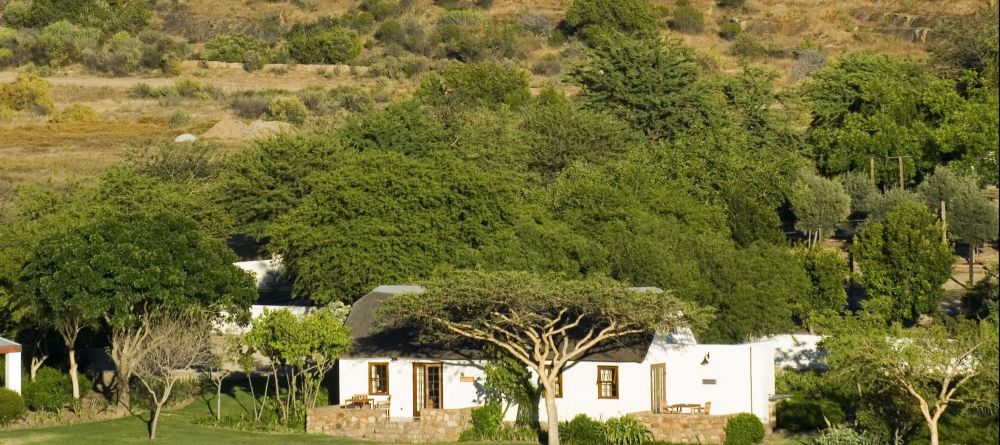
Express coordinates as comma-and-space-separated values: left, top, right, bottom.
343, 285, 652, 362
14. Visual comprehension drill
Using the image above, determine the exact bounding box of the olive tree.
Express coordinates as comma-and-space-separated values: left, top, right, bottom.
790, 170, 851, 247
379, 270, 703, 445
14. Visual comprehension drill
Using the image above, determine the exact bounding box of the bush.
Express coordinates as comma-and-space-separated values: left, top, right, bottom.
565, 0, 659, 40
560, 414, 605, 445
174, 79, 222, 99
531, 53, 562, 75
811, 427, 881, 445
32, 20, 100, 67
417, 61, 531, 109
139, 30, 190, 74
375, 18, 430, 55
360, 0, 400, 21
287, 27, 361, 64
85, 31, 143, 75
267, 95, 308, 124
720, 21, 742, 40
790, 49, 828, 80
0, 388, 25, 425
730, 33, 767, 59
50, 103, 99, 123
0, 72, 54, 113
22, 367, 85, 411
719, 0, 747, 8
517, 12, 551, 36
459, 402, 505, 441
2, 1, 32, 28
724, 413, 766, 445
168, 110, 192, 128
203, 34, 270, 64
603, 416, 652, 445
669, 1, 705, 34
776, 399, 845, 432
230, 93, 271, 119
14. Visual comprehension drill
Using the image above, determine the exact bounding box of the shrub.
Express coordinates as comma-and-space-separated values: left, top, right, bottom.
720, 21, 742, 40
360, 0, 400, 21
669, 1, 705, 34
139, 30, 190, 74
790, 49, 828, 80
85, 31, 143, 75
776, 399, 845, 432
0, 72, 54, 113
719, 0, 747, 8
267, 95, 308, 124
531, 53, 562, 75
459, 402, 505, 441
0, 388, 25, 425
2, 1, 33, 28
168, 110, 192, 128
559, 414, 605, 445
287, 27, 361, 64
375, 18, 430, 54
724, 413, 766, 445
730, 33, 767, 59
811, 427, 881, 445
603, 416, 651, 445
22, 367, 86, 411
174, 79, 222, 99
32, 20, 100, 67
417, 61, 531, 109
203, 34, 270, 64
517, 12, 551, 36
50, 103, 99, 123
565, 0, 659, 40
230, 93, 271, 118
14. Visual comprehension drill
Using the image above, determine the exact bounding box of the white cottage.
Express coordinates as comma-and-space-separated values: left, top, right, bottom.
337, 285, 776, 424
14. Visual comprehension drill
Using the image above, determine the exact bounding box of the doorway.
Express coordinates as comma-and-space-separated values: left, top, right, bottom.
413, 363, 443, 417
650, 363, 666, 413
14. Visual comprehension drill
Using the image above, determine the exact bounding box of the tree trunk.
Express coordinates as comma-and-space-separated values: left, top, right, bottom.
216, 380, 223, 421
928, 418, 939, 445
150, 403, 163, 439
968, 244, 976, 284
69, 347, 80, 399
544, 392, 559, 445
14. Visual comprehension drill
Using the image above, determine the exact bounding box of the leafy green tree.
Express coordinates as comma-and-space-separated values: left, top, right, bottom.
266, 151, 522, 303
806, 53, 996, 186
825, 317, 999, 445
918, 167, 999, 283
481, 346, 540, 427
796, 247, 848, 329
853, 201, 954, 322
572, 37, 718, 139
17, 211, 255, 406
379, 269, 703, 445
790, 170, 850, 247
216, 132, 344, 239
245, 306, 351, 420
564, 0, 659, 41
339, 100, 449, 156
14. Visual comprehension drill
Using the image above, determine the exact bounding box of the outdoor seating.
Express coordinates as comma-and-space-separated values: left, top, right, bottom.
347, 394, 372, 409
691, 401, 711, 415
375, 396, 391, 417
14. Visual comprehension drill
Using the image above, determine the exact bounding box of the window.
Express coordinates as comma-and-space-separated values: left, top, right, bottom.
369, 362, 389, 395
545, 365, 563, 398
597, 366, 618, 399
702, 379, 717, 385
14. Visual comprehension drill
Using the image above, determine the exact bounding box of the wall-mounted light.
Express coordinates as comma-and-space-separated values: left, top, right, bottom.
700, 353, 710, 365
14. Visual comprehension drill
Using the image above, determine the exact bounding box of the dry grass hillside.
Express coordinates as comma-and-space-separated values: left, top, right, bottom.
0, 0, 989, 190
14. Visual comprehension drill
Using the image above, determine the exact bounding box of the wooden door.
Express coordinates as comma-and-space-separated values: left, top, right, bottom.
413, 363, 444, 417
650, 363, 666, 413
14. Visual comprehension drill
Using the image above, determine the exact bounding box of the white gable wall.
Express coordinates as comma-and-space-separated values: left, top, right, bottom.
338, 335, 775, 423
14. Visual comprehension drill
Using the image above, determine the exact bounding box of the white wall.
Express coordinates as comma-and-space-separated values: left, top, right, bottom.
339, 336, 775, 423
756, 334, 825, 370
4, 352, 21, 394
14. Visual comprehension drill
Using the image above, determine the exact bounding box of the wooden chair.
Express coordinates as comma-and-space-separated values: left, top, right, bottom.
375, 396, 391, 417
693, 401, 711, 415
348, 394, 369, 408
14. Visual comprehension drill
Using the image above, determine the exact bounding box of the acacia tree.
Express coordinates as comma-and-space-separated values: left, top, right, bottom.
825, 317, 999, 445
135, 313, 214, 439
379, 270, 703, 445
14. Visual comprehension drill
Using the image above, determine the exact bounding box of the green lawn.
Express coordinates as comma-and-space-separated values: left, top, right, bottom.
0, 385, 520, 445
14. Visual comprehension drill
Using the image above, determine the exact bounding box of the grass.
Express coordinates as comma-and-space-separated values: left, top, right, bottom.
0, 383, 523, 445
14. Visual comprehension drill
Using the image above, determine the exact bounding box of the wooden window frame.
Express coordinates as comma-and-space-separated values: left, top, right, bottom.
597, 365, 619, 399
368, 362, 390, 395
